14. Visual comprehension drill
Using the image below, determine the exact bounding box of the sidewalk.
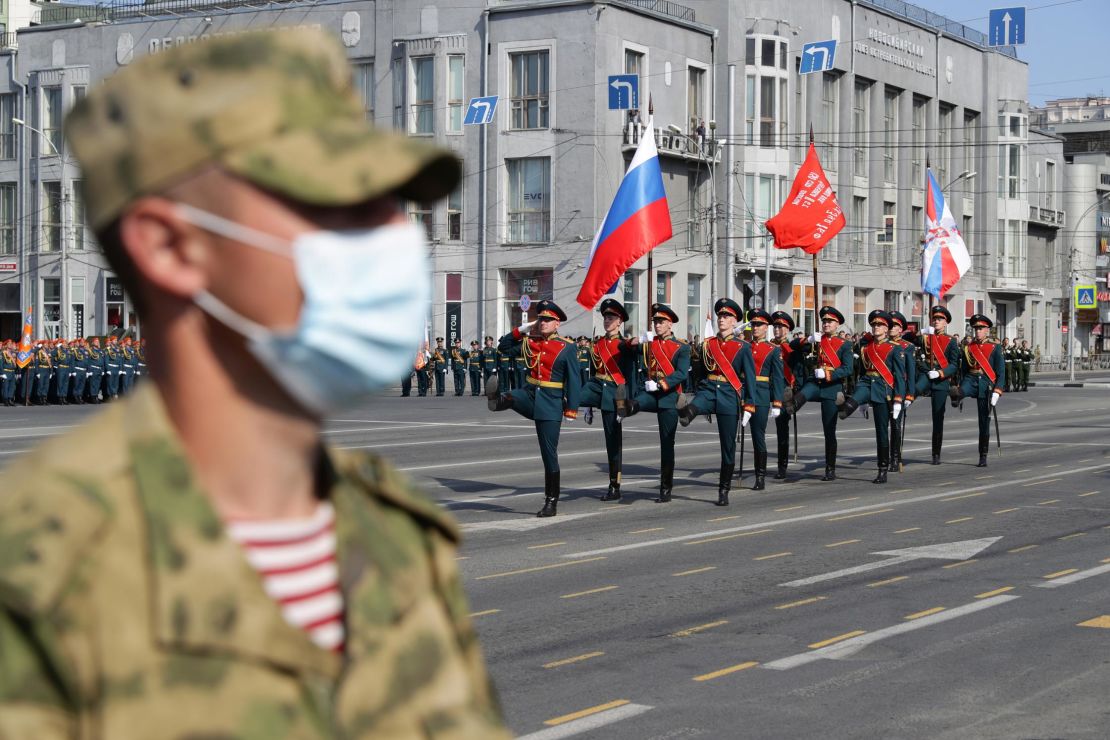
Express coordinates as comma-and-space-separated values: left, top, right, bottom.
1028, 368, 1110, 389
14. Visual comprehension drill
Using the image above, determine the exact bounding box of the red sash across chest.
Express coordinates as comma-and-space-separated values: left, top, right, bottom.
774, 339, 795, 385
593, 337, 626, 384
706, 337, 744, 393
863, 341, 895, 386
967, 342, 998, 384
928, 334, 953, 368
820, 336, 845, 369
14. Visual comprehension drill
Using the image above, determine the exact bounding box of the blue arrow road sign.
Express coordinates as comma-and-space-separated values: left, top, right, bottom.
607, 74, 638, 110
464, 95, 498, 126
799, 40, 837, 75
988, 7, 1025, 46
1075, 285, 1097, 309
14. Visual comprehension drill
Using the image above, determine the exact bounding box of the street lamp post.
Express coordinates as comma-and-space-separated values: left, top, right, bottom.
13, 117, 68, 339
943, 169, 978, 192
668, 124, 717, 305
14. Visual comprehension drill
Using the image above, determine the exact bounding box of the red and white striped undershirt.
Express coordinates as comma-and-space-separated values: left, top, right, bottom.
225, 502, 345, 652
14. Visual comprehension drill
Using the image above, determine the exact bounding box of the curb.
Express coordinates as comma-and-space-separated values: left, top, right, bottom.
1028, 381, 1110, 389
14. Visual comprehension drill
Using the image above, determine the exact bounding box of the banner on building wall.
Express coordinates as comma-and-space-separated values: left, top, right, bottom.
446, 302, 461, 346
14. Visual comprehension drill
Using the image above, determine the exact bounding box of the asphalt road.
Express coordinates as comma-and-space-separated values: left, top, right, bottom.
3, 382, 1109, 738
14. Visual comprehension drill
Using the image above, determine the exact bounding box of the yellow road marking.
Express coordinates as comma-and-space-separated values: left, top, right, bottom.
894, 527, 921, 534
1024, 479, 1061, 487
994, 508, 1019, 514
629, 527, 664, 534
1037, 499, 1062, 505
868, 576, 909, 587
671, 620, 728, 638
693, 661, 759, 682
1044, 569, 1079, 580
1077, 616, 1110, 629
754, 551, 792, 561
477, 556, 607, 580
946, 516, 974, 524
775, 596, 827, 610
906, 607, 946, 620
827, 508, 893, 522
1008, 545, 1038, 553
975, 475, 995, 480
809, 630, 866, 649
544, 700, 630, 726
893, 488, 913, 493
456, 556, 470, 561
544, 651, 604, 669
775, 505, 805, 512
976, 586, 1014, 599
825, 539, 861, 548
1078, 490, 1100, 497
673, 566, 717, 577
685, 529, 773, 546
469, 609, 500, 618
561, 585, 618, 599
529, 541, 567, 550
1059, 533, 1086, 541
836, 496, 860, 502
943, 491, 987, 501
709, 515, 742, 522
942, 559, 977, 569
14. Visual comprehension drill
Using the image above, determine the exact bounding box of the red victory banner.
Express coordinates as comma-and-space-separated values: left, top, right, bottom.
764, 142, 845, 254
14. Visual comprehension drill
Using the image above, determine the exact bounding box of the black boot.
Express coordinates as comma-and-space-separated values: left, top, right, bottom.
656, 465, 673, 503
537, 471, 560, 517
792, 394, 808, 413
716, 465, 733, 506
873, 447, 889, 484
486, 376, 513, 411
600, 469, 621, 501
677, 394, 696, 427
977, 436, 989, 467
931, 428, 942, 465
753, 450, 766, 491
949, 385, 964, 408
821, 440, 837, 481
838, 397, 860, 420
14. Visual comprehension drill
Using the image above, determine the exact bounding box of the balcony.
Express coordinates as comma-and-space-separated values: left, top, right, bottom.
622, 124, 722, 165
1028, 204, 1066, 229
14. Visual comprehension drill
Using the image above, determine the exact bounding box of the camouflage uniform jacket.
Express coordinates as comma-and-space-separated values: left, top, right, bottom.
0, 384, 509, 739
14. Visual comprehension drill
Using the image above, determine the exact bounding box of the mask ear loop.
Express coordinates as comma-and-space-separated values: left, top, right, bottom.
175, 203, 291, 256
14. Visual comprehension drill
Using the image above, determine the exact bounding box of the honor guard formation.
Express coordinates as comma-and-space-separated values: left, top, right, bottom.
0, 334, 146, 407
487, 297, 1007, 516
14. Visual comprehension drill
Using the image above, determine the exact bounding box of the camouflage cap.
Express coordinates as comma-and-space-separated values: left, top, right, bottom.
65, 27, 461, 231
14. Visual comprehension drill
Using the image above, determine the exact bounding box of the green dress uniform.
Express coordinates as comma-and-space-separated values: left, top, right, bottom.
955, 314, 1006, 467
629, 304, 691, 502
432, 341, 448, 397
481, 341, 498, 383
467, 343, 483, 396
770, 311, 803, 479
86, 344, 105, 402
578, 299, 637, 501
70, 344, 88, 402
888, 311, 916, 470
909, 306, 961, 464
33, 345, 52, 405
791, 307, 855, 481
120, 344, 137, 395
576, 339, 591, 386
450, 343, 468, 396
1, 345, 17, 406
496, 347, 513, 393
1019, 343, 1032, 391
742, 310, 785, 491
53, 343, 73, 403
103, 343, 121, 398
487, 300, 583, 517
1001, 341, 1014, 393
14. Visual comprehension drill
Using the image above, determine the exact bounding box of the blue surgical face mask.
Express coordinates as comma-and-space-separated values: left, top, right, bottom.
177, 204, 430, 417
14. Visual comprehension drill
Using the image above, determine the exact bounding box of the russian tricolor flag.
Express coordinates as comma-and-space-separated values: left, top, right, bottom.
576, 118, 672, 310
921, 167, 971, 299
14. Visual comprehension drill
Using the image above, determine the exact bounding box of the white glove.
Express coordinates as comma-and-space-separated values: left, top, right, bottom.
892, 402, 902, 420
815, 368, 826, 380
640, 331, 654, 343
644, 380, 659, 392
991, 391, 1000, 407
927, 370, 940, 380
809, 332, 822, 343
923, 327, 936, 335
732, 322, 749, 337
770, 407, 781, 419
517, 321, 535, 334
741, 410, 752, 427
903, 398, 912, 409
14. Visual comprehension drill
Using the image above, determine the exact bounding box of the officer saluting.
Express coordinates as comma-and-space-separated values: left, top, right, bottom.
578, 299, 637, 501
839, 310, 906, 483
888, 311, 915, 470
791, 306, 855, 481
626, 303, 691, 503
910, 306, 960, 464
487, 300, 582, 517
952, 314, 1005, 467
741, 310, 785, 491
677, 298, 753, 506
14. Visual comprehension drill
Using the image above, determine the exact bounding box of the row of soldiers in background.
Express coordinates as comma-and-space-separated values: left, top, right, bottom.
0, 335, 146, 407
402, 336, 502, 398
1001, 338, 1032, 392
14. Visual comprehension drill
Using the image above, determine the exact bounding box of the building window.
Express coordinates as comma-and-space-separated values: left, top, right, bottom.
410, 56, 434, 135
655, 271, 672, 303
997, 144, 1022, 198
502, 268, 553, 330
937, 105, 953, 189
745, 37, 788, 149
73, 85, 86, 107
878, 202, 895, 266
43, 277, 61, 335
0, 93, 13, 160
745, 74, 756, 145
853, 80, 870, 177
997, 218, 1026, 279
623, 269, 642, 332
1045, 160, 1056, 209
624, 48, 644, 104
352, 60, 374, 122
852, 196, 866, 264
72, 179, 86, 250
447, 55, 464, 133
686, 274, 703, 340
447, 174, 462, 241
507, 157, 550, 243
821, 73, 838, 170
883, 88, 898, 184
69, 276, 85, 339
391, 57, 404, 130
688, 65, 706, 132
41, 181, 61, 252
884, 290, 900, 313
410, 206, 433, 241
911, 96, 926, 186
510, 50, 549, 130
0, 182, 13, 254
42, 86, 62, 155
963, 111, 979, 175
106, 276, 126, 332
853, 288, 869, 333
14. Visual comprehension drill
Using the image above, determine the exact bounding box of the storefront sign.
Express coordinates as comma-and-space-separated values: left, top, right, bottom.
446, 301, 461, 346
854, 27, 935, 77
0, 261, 15, 272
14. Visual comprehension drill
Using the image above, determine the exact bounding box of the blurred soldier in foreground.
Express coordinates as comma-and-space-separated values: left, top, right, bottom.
0, 28, 508, 739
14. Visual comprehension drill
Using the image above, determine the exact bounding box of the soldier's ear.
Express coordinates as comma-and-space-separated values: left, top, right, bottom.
118, 197, 208, 302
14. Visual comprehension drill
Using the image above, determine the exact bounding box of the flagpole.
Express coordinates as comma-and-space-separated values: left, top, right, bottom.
810, 125, 820, 333
647, 95, 654, 335
925, 157, 934, 320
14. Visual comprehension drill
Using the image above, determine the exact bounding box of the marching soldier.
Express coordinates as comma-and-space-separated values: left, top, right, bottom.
952, 314, 1005, 467
85, 336, 104, 403
487, 300, 582, 517
579, 299, 637, 501
770, 311, 803, 479
888, 311, 916, 470
432, 337, 448, 397
909, 306, 960, 464
481, 336, 498, 384
677, 298, 753, 506
838, 310, 907, 484
742, 309, 785, 491
468, 340, 483, 396
450, 338, 467, 397
625, 303, 690, 503
791, 306, 855, 481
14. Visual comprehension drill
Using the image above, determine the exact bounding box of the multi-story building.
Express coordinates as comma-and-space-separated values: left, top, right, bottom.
0, 0, 1073, 358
